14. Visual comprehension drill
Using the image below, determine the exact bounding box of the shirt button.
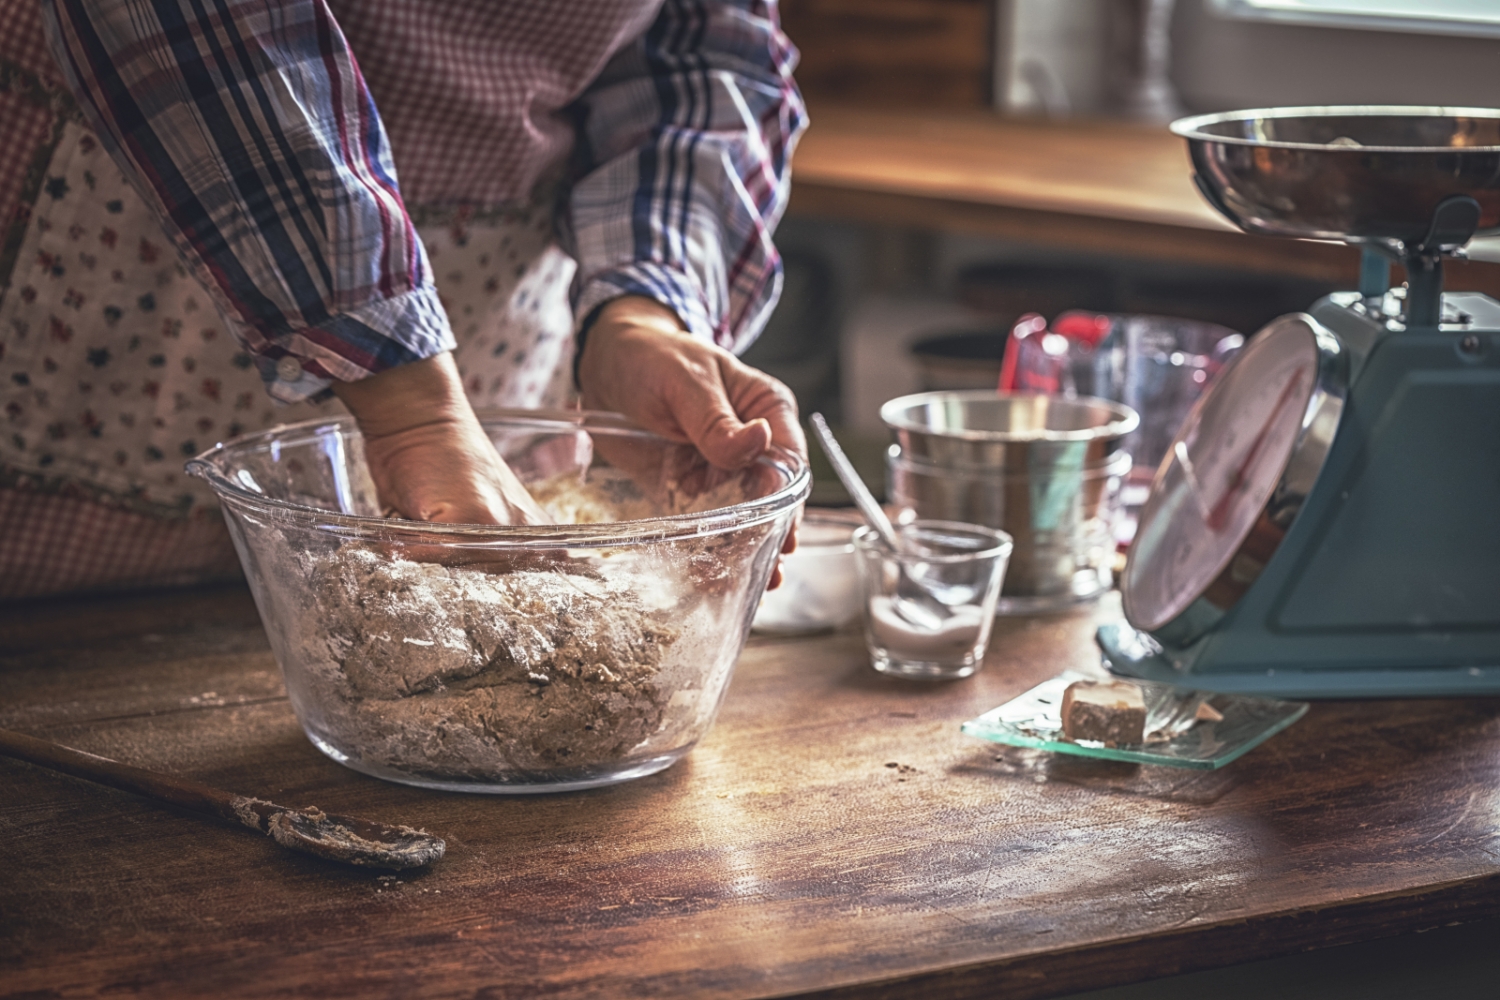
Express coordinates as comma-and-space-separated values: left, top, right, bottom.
275, 357, 303, 382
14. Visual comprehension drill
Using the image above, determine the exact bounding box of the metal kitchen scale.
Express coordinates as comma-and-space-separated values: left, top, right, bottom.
1098, 106, 1500, 698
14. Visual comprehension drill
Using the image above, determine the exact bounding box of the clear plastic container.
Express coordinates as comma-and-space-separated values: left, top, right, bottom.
1001, 312, 1244, 542
187, 409, 809, 793
752, 509, 863, 636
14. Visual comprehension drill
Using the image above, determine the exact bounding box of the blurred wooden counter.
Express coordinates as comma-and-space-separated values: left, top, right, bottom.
4, 585, 1500, 999
789, 105, 1500, 294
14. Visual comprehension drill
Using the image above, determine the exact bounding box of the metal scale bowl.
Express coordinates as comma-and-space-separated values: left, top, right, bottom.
1098, 106, 1500, 697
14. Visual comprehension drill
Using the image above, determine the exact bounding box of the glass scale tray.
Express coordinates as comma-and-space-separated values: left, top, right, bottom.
962, 671, 1309, 769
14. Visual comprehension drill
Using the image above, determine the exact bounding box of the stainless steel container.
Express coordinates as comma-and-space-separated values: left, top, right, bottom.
880, 392, 1138, 473
881, 392, 1137, 612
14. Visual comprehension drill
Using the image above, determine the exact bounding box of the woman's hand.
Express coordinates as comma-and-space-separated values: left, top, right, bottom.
576, 296, 805, 585
576, 296, 805, 472
332, 353, 550, 525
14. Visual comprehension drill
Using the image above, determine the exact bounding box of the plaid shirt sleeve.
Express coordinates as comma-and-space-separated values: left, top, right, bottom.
39, 0, 453, 404
565, 0, 806, 354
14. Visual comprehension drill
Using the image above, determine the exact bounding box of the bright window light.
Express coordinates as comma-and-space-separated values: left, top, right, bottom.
1213, 0, 1500, 37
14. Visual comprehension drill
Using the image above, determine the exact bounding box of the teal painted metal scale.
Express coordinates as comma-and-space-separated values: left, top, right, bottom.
1098, 106, 1500, 698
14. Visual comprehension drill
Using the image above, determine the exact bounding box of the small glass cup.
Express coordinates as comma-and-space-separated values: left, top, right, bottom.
853, 520, 1013, 680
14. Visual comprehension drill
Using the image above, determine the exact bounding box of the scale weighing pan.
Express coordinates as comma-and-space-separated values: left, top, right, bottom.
1174, 105, 1500, 245
1099, 106, 1500, 698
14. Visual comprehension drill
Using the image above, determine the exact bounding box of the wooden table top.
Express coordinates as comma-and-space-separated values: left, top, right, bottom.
792, 105, 1229, 234
4, 585, 1500, 999
788, 105, 1500, 295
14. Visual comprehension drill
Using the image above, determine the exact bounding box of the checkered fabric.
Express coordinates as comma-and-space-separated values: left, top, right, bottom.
4, 0, 804, 601
41, 0, 454, 405
0, 92, 53, 253
325, 0, 806, 350
0, 486, 241, 601
567, 0, 806, 349
40, 0, 804, 392
325, 0, 660, 212
0, 0, 63, 86
0, 1, 69, 278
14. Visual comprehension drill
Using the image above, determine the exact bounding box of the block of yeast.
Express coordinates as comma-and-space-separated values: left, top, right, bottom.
1060, 679, 1146, 746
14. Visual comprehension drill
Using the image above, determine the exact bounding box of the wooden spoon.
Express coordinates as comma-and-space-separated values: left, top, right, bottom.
0, 728, 445, 870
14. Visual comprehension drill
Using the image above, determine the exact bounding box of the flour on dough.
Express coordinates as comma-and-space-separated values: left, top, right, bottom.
300, 547, 678, 779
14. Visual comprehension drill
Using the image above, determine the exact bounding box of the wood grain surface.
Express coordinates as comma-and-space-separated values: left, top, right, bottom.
3, 585, 1500, 999
787, 105, 1500, 298
782, 0, 994, 110
792, 106, 1230, 233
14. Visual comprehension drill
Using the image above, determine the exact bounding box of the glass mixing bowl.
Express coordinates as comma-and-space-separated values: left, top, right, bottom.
187, 409, 809, 793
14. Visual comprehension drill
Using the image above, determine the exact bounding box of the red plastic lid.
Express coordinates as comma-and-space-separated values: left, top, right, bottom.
1051, 311, 1113, 347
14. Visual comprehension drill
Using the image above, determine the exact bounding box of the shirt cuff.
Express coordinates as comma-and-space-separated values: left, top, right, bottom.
234, 285, 457, 405
573, 264, 716, 345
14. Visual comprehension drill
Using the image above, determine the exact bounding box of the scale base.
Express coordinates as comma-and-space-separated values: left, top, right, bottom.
1099, 622, 1500, 698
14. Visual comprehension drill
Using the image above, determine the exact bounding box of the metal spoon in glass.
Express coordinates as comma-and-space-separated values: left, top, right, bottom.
808, 413, 948, 631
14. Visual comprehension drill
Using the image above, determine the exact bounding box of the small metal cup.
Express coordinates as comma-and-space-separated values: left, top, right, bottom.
881, 392, 1137, 472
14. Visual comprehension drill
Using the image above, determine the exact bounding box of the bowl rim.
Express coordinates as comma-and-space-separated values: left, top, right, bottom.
880, 390, 1140, 443
852, 520, 1015, 563
186, 408, 810, 547
1169, 105, 1500, 153
791, 509, 866, 554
